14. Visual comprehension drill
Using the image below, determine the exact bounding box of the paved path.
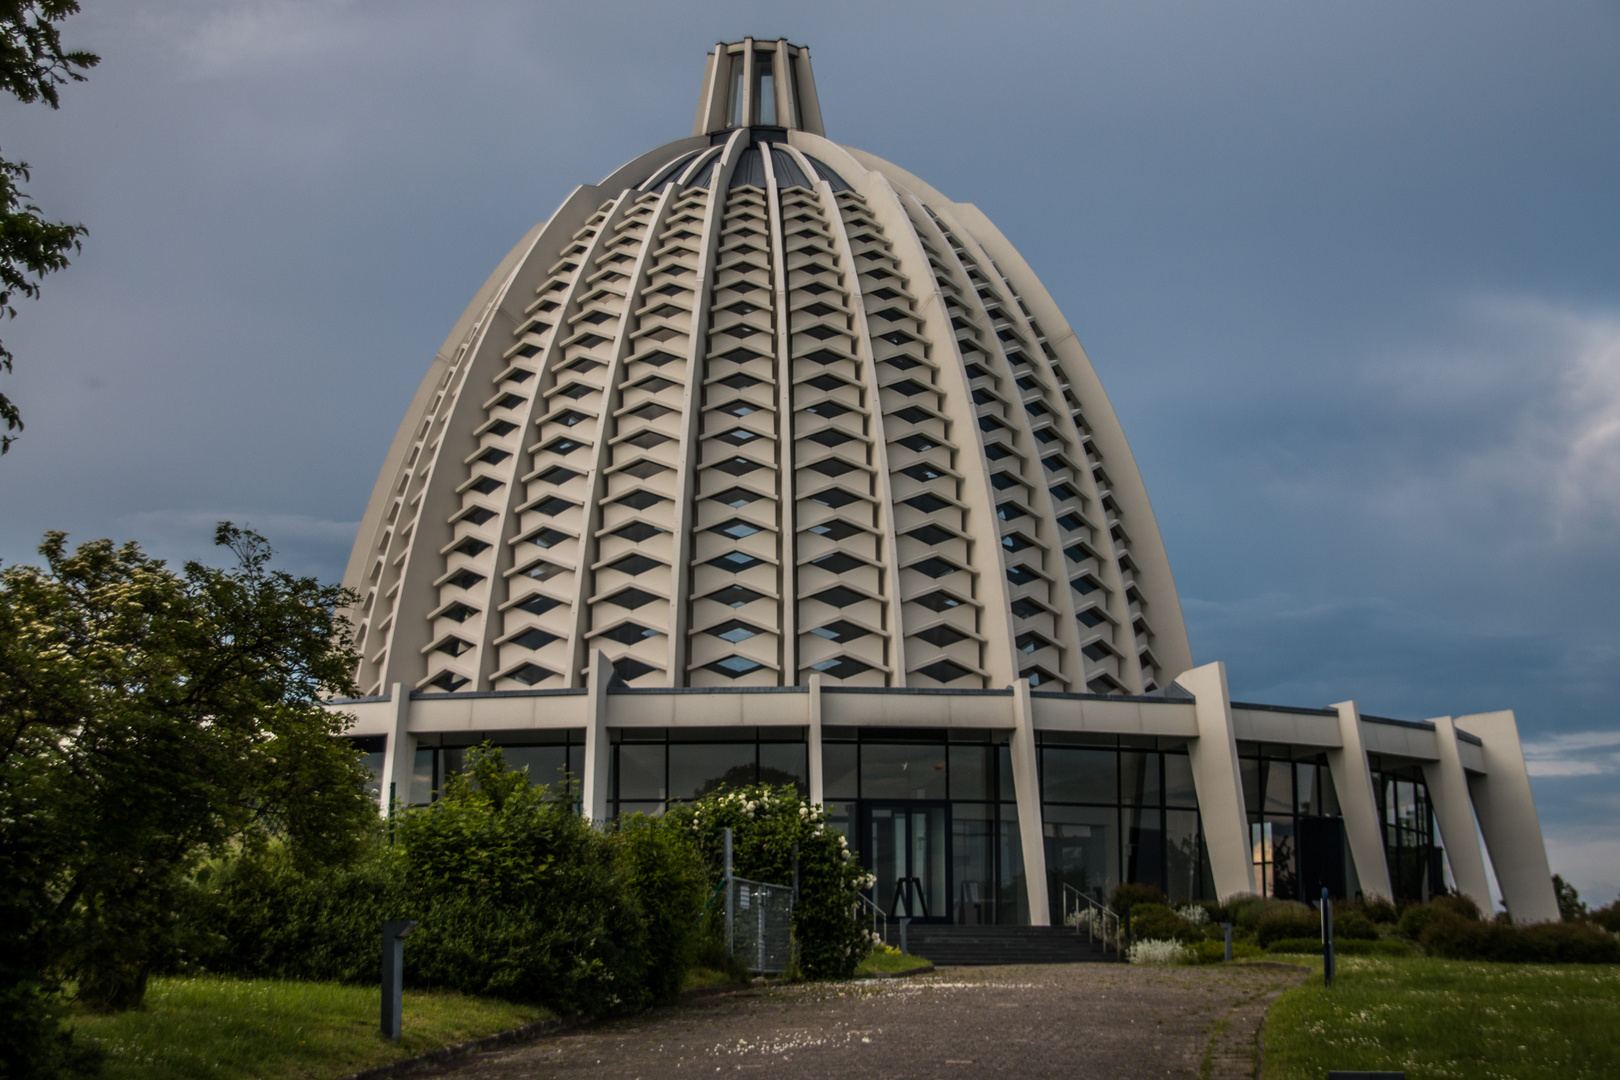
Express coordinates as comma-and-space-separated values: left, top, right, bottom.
440, 963, 1307, 1080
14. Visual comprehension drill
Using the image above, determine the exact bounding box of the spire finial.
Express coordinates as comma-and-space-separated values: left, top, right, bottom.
694, 39, 824, 138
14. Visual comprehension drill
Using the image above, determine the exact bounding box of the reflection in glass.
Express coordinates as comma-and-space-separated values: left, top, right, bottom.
999, 804, 1027, 925
359, 751, 384, 804
823, 742, 858, 799
753, 52, 776, 126
861, 743, 947, 799
1041, 747, 1116, 804
1264, 760, 1294, 815
1124, 805, 1163, 891
617, 743, 666, 802
1043, 804, 1117, 911
759, 742, 808, 795
410, 748, 434, 806
1295, 762, 1317, 815
952, 803, 995, 924
668, 743, 756, 801
1164, 752, 1197, 807
1120, 751, 1160, 807
1165, 809, 1212, 902
948, 745, 993, 800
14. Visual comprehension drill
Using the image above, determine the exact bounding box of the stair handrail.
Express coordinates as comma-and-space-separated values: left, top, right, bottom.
1061, 884, 1122, 958
853, 890, 888, 948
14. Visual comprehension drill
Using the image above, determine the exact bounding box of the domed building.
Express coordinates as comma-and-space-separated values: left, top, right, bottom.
335, 40, 1558, 931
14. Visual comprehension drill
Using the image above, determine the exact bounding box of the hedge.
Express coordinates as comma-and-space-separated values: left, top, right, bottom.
1265, 938, 1415, 957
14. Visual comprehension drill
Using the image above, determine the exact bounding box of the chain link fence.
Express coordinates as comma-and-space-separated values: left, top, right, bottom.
728, 876, 795, 974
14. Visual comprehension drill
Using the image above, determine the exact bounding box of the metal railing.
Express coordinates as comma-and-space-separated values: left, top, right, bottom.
1062, 884, 1123, 958
729, 876, 795, 973
852, 891, 888, 947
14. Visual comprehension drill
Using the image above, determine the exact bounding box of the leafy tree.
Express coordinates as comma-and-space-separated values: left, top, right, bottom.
1553, 874, 1586, 923
0, 524, 372, 1076
0, 1, 98, 454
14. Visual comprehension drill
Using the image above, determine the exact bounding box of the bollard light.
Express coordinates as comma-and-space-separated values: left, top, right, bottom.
1221, 922, 1233, 962
381, 919, 419, 1042
1321, 887, 1335, 988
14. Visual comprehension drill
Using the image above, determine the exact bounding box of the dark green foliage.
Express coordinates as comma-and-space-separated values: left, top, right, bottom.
1264, 937, 1414, 957
1333, 911, 1379, 940
1, 526, 372, 1076
1108, 882, 1166, 913
1256, 908, 1325, 947
1223, 893, 1312, 934
1421, 917, 1620, 963
1130, 903, 1200, 943
0, 1, 98, 454
188, 746, 706, 1017
1590, 898, 1620, 934
1398, 895, 1482, 941
667, 786, 870, 979
1553, 874, 1586, 922
1339, 895, 1398, 924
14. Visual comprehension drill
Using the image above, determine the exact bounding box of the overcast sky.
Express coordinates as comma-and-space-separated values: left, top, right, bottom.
2, 0, 1617, 903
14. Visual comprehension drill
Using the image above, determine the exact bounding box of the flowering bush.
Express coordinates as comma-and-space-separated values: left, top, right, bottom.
1177, 904, 1210, 926
665, 785, 871, 978
1129, 938, 1193, 965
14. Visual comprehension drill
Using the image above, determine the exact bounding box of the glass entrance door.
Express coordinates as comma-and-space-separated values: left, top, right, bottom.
865, 802, 950, 923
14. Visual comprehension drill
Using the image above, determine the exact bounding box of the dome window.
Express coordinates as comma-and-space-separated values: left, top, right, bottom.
916, 660, 972, 685
712, 519, 761, 540
610, 554, 662, 577
507, 663, 554, 686
1005, 565, 1040, 586
906, 524, 953, 546
427, 672, 469, 693
810, 656, 872, 680
445, 569, 485, 590
707, 620, 761, 643
605, 588, 659, 610
709, 656, 764, 678
904, 493, 950, 514
809, 586, 864, 609
514, 594, 560, 616
913, 591, 964, 612
598, 623, 657, 646
811, 552, 864, 575
512, 628, 559, 650
807, 519, 862, 540
709, 552, 763, 572
707, 585, 765, 608
915, 624, 967, 648
710, 487, 761, 507
809, 620, 869, 642
612, 521, 665, 543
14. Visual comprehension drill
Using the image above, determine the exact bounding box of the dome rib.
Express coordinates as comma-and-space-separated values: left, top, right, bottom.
343, 51, 1192, 698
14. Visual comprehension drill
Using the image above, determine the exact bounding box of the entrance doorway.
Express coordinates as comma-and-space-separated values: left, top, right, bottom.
865, 802, 950, 923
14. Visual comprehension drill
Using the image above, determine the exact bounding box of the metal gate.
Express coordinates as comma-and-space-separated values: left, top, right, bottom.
722, 827, 795, 974
728, 876, 795, 973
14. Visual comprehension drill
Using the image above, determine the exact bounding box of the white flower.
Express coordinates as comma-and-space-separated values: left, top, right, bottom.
1128, 939, 1193, 966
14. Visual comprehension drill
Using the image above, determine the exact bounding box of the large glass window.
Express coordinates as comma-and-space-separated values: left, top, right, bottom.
1238, 741, 1346, 900
1038, 733, 1214, 909
408, 730, 585, 808
822, 726, 1023, 925
610, 726, 807, 817
1370, 757, 1441, 902
753, 52, 776, 126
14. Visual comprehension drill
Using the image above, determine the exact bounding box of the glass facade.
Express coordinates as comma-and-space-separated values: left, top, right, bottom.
1370, 757, 1443, 902
1038, 732, 1215, 910
408, 729, 585, 807
822, 726, 1026, 925
611, 726, 808, 817
1238, 741, 1347, 900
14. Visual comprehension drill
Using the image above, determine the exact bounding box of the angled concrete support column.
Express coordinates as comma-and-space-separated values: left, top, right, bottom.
1328, 701, 1394, 902
1421, 716, 1492, 912
807, 674, 825, 807
379, 683, 414, 814
1009, 678, 1051, 925
1457, 710, 1558, 924
1174, 662, 1255, 899
582, 650, 613, 824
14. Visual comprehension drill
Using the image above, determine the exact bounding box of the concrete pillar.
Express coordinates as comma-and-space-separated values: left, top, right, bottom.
582, 649, 613, 823
1456, 710, 1559, 924
1421, 715, 1493, 912
1327, 701, 1394, 902
378, 683, 413, 814
807, 674, 825, 806
1009, 678, 1052, 925
1174, 662, 1255, 899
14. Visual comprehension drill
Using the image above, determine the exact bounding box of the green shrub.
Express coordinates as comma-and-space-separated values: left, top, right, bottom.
1257, 908, 1324, 947
1264, 937, 1414, 957
1352, 896, 1400, 924
1590, 900, 1620, 934
1132, 903, 1199, 944
184, 746, 704, 1018
1188, 938, 1262, 963
1226, 893, 1312, 933
1109, 882, 1167, 912
666, 785, 870, 979
1333, 910, 1379, 940
1421, 917, 1620, 963
1398, 895, 1482, 941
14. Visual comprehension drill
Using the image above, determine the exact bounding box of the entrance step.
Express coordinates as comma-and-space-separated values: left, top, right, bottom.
897, 925, 1121, 967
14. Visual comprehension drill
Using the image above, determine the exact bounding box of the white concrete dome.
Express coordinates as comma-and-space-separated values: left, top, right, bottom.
342, 38, 1193, 699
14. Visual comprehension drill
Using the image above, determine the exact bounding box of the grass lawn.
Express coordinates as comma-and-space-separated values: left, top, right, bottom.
72, 976, 550, 1080
855, 951, 933, 976
1264, 955, 1620, 1080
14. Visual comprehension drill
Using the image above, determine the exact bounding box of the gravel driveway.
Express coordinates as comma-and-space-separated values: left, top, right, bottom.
436, 962, 1307, 1080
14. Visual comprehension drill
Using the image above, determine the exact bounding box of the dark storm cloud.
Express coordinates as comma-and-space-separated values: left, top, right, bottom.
0, 0, 1616, 898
